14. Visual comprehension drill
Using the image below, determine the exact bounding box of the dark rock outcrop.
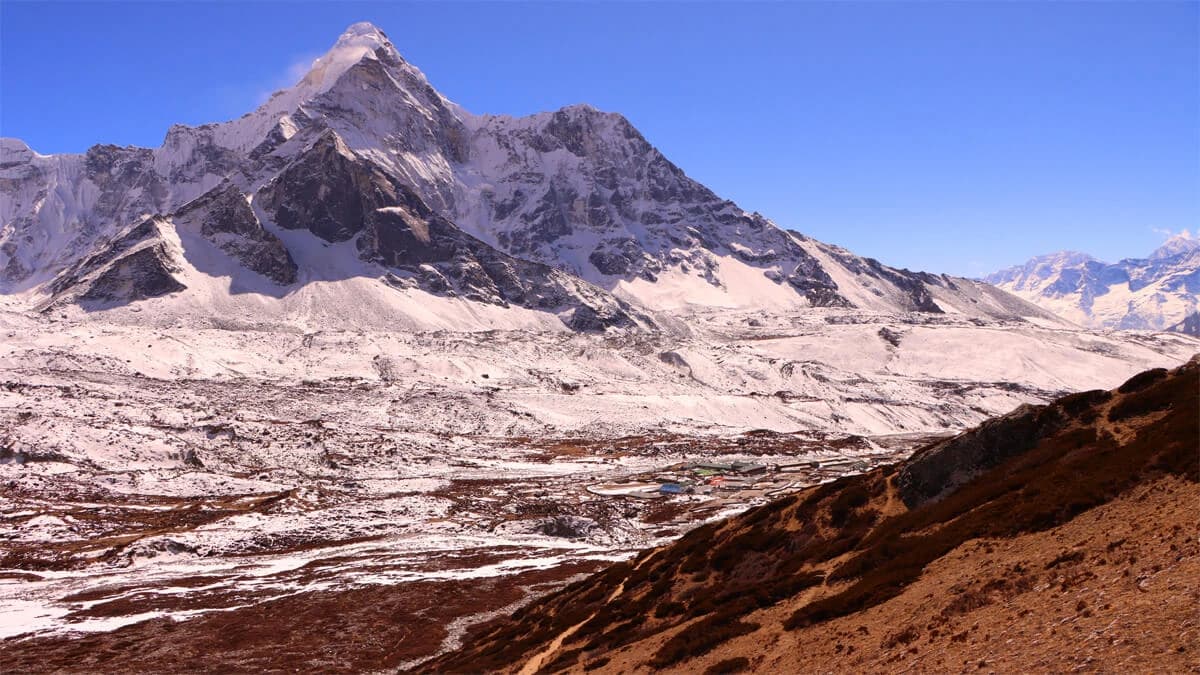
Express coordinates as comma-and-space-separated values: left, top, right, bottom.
172, 183, 297, 284
78, 245, 185, 304
46, 218, 185, 307
473, 107, 863, 307
894, 403, 1068, 508
258, 132, 650, 331
362, 203, 647, 330
821, 246, 944, 313
257, 131, 402, 243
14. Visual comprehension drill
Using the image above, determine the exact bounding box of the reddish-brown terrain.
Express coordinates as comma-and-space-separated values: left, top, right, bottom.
0, 558, 607, 673
423, 357, 1200, 673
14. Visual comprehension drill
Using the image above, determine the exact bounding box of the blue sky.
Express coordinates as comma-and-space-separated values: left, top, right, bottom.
2, 1, 1196, 276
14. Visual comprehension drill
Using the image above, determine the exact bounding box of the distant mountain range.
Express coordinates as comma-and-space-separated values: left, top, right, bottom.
1, 22, 1053, 331
985, 234, 1200, 334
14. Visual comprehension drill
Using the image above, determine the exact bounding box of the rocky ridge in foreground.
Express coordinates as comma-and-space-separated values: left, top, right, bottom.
423, 356, 1200, 673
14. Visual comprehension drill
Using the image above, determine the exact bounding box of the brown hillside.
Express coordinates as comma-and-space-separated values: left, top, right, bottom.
422, 357, 1200, 673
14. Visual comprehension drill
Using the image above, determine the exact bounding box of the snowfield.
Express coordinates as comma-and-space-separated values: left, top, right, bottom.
1, 306, 1192, 438
1, 302, 1194, 641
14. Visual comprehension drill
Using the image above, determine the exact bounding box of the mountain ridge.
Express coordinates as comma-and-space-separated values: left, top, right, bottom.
1, 21, 1060, 329
986, 235, 1199, 333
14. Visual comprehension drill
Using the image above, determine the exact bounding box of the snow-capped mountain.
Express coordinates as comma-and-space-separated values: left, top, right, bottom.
3, 23, 1199, 660
985, 234, 1200, 333
1, 22, 1055, 330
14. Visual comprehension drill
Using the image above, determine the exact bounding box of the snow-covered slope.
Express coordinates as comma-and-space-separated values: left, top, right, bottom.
34, 144, 647, 333
986, 234, 1200, 332
1, 22, 1056, 328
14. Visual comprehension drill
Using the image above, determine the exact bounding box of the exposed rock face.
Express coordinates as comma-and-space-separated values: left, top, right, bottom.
474, 107, 763, 274
465, 106, 863, 308
987, 238, 1200, 330
83, 145, 171, 218
171, 183, 297, 285
313, 45, 470, 166
366, 200, 647, 331
894, 402, 1066, 507
257, 132, 399, 243
784, 266, 853, 308
259, 131, 648, 330
46, 218, 185, 307
0, 141, 174, 291
78, 246, 185, 304
824, 248, 944, 313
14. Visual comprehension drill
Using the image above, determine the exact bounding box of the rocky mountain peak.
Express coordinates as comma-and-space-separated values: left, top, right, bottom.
0, 20, 1061, 327
1150, 231, 1199, 261
297, 21, 402, 94
336, 21, 391, 46
0, 137, 35, 161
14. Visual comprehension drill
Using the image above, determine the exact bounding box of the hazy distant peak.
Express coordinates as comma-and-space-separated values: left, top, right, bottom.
1150, 231, 1199, 261
987, 240, 1199, 331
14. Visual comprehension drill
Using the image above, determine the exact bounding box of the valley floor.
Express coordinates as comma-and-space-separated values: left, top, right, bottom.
0, 307, 1194, 670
